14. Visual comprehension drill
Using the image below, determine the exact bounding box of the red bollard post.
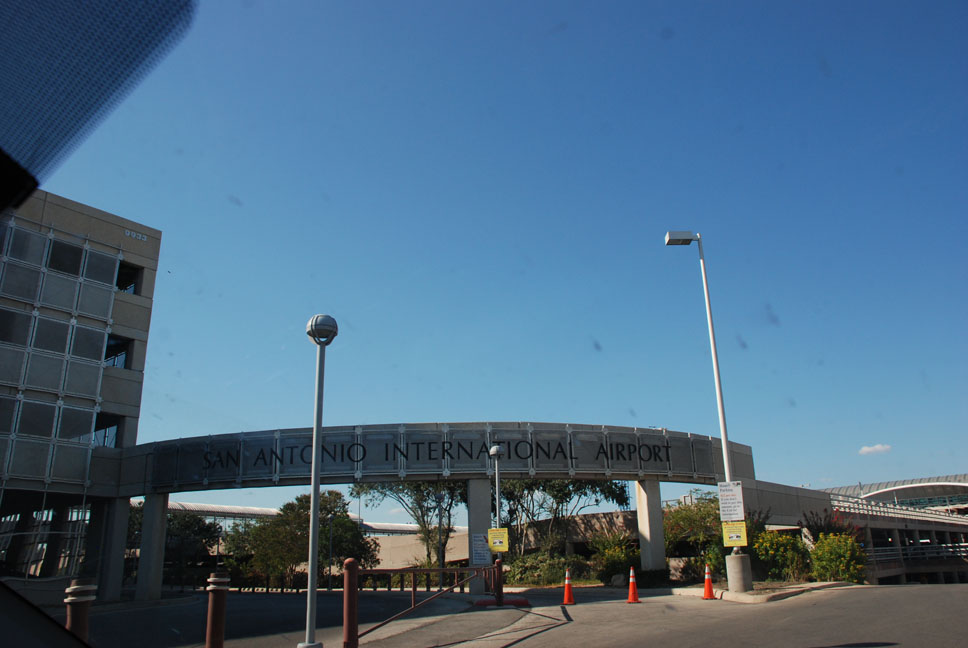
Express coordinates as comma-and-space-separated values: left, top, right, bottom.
495, 559, 503, 607
64, 577, 97, 642
343, 558, 359, 648
205, 572, 230, 648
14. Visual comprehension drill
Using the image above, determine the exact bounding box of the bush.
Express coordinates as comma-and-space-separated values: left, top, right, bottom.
504, 552, 591, 586
677, 548, 726, 583
811, 533, 867, 583
753, 531, 810, 581
588, 531, 639, 585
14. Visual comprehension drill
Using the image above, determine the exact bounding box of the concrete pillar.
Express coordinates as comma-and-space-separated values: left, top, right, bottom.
135, 493, 169, 601
82, 498, 129, 600
635, 479, 665, 571
97, 498, 129, 601
863, 526, 874, 552
465, 479, 491, 595
928, 530, 938, 545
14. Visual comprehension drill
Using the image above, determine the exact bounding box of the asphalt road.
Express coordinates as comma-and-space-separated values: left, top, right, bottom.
47, 584, 968, 648
427, 584, 968, 648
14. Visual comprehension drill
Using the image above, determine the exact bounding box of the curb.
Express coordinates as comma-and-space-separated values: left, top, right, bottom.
672, 582, 856, 604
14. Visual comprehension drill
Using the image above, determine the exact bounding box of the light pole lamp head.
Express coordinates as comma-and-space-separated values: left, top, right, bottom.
488, 444, 505, 458
665, 230, 698, 246
306, 314, 339, 346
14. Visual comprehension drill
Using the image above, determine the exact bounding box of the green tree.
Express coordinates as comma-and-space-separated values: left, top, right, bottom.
165, 512, 223, 587
125, 504, 221, 587
502, 479, 630, 554
350, 482, 465, 565
244, 491, 378, 590
663, 490, 727, 578
663, 490, 722, 555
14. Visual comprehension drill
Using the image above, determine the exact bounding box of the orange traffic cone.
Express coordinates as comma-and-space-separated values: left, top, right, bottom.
627, 566, 640, 603
562, 568, 575, 605
702, 564, 715, 600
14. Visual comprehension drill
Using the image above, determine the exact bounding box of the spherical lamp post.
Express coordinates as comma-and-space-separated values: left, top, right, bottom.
299, 314, 338, 648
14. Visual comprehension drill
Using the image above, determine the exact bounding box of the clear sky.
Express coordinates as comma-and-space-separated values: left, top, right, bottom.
43, 1, 967, 524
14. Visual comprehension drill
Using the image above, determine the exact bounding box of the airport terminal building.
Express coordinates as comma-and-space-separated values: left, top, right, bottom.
0, 190, 160, 599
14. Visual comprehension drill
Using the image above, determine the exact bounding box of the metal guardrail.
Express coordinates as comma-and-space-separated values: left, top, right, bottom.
342, 559, 504, 648
831, 494, 968, 525
867, 543, 968, 564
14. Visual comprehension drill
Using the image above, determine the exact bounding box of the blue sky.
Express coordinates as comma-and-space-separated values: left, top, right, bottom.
43, 1, 967, 523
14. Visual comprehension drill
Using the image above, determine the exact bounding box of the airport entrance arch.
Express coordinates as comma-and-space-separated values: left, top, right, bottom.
121, 422, 755, 599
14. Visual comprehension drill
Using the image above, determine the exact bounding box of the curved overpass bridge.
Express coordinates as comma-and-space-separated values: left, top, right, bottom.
122, 421, 754, 600
115, 422, 756, 496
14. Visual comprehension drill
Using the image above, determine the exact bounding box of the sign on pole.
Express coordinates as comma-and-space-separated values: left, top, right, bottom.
487, 528, 509, 553
471, 534, 492, 564
717, 481, 745, 522
722, 521, 748, 547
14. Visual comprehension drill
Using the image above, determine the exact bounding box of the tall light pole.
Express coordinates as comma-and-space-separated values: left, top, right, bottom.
665, 231, 752, 592
300, 314, 338, 648
664, 231, 733, 482
489, 445, 505, 528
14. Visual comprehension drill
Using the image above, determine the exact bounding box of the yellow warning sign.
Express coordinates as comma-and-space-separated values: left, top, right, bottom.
487, 528, 509, 553
722, 521, 748, 547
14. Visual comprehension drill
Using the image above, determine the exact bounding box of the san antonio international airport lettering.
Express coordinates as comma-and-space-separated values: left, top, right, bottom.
200, 438, 672, 471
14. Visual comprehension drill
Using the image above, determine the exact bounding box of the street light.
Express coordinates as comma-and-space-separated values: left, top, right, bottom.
663, 231, 733, 482
299, 314, 338, 648
665, 231, 752, 592
489, 445, 505, 528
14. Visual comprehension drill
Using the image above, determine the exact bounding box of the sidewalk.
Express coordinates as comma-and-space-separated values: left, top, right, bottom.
672, 581, 860, 603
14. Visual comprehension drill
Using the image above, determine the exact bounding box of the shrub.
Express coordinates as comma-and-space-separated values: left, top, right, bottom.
801, 509, 862, 545
588, 531, 640, 584
810, 533, 867, 583
753, 531, 810, 581
702, 542, 728, 578
504, 552, 591, 586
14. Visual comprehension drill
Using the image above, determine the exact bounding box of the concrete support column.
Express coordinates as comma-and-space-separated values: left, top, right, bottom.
635, 479, 665, 571
465, 479, 491, 595
928, 530, 938, 545
135, 493, 169, 601
97, 498, 129, 601
863, 526, 874, 553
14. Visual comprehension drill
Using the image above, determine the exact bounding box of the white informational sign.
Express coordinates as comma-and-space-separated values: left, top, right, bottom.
718, 481, 746, 521
471, 533, 492, 564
